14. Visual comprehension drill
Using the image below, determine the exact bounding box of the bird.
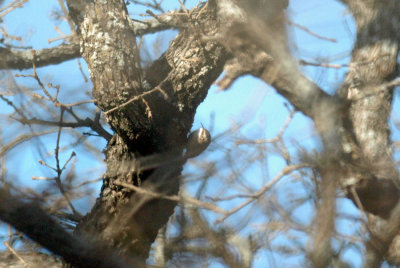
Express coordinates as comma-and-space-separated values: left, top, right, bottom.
347, 177, 400, 219
184, 124, 211, 158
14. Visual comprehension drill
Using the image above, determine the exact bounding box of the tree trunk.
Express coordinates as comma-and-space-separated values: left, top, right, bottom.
66, 0, 227, 259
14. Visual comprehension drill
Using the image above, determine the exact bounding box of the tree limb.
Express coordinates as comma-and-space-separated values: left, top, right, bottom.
0, 189, 146, 267
0, 43, 80, 70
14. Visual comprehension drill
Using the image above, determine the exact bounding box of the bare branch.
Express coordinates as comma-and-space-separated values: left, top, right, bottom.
114, 180, 227, 214
0, 0, 28, 19
0, 43, 80, 70
0, 129, 57, 158
216, 164, 310, 223
288, 20, 337, 43
0, 189, 146, 268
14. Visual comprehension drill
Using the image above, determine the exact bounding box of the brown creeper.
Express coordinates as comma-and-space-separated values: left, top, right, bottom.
184, 124, 211, 158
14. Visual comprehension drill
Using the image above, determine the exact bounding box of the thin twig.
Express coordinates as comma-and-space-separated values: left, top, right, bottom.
0, 129, 57, 158
0, 27, 21, 41
0, 0, 29, 18
54, 108, 79, 216
236, 109, 296, 145
299, 59, 347, 69
104, 83, 168, 115
77, 59, 89, 83
57, 0, 76, 34
215, 164, 310, 224
114, 180, 227, 214
4, 241, 28, 267
288, 20, 337, 43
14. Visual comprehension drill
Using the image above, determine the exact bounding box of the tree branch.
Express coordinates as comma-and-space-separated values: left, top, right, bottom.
66, 0, 227, 259
0, 189, 145, 267
0, 10, 188, 71
0, 43, 80, 70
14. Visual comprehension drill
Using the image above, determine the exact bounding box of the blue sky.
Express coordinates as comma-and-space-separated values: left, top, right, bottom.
2, 0, 397, 267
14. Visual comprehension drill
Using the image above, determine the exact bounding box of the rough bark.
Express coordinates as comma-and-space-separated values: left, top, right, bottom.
337, 1, 400, 266
65, 0, 227, 259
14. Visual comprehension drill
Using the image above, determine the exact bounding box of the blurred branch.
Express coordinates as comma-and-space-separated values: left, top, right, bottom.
154, 226, 167, 267
216, 164, 310, 224
299, 59, 348, 69
288, 20, 337, 43
188, 208, 247, 268
114, 180, 227, 214
0, 129, 57, 157
0, 188, 146, 268
236, 109, 295, 145
309, 164, 337, 267
0, 0, 28, 19
130, 9, 188, 35
3, 241, 27, 267
57, 0, 76, 34
364, 203, 400, 267
129, 0, 165, 13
